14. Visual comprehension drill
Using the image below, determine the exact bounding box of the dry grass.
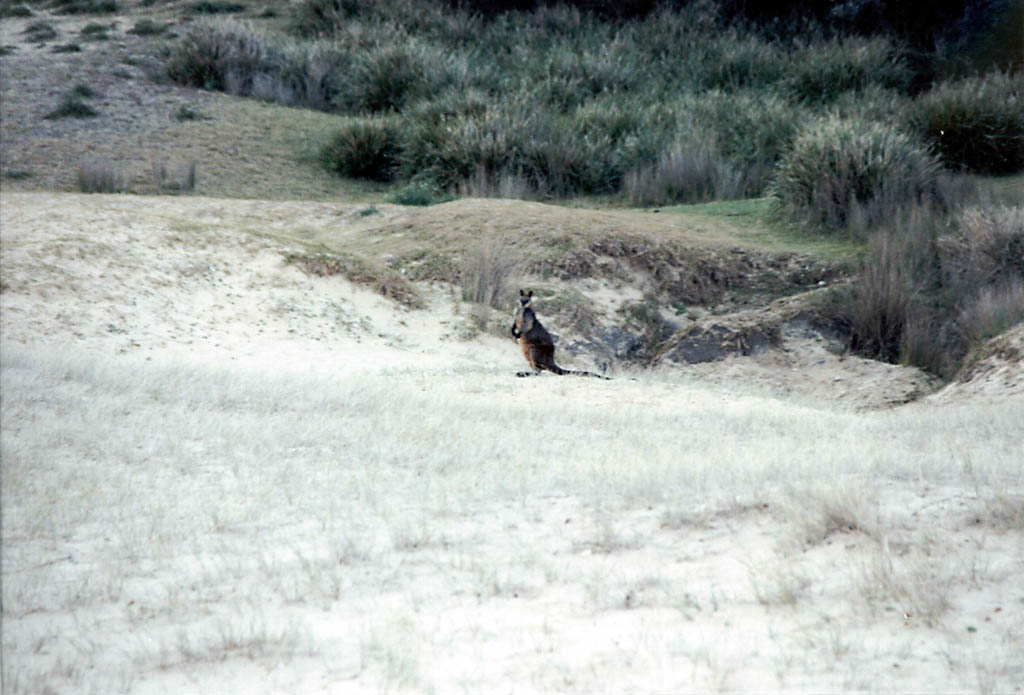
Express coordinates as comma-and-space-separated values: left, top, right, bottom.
2, 344, 1021, 693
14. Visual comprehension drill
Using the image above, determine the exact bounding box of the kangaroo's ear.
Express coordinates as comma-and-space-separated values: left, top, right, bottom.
519, 289, 525, 296
527, 290, 533, 298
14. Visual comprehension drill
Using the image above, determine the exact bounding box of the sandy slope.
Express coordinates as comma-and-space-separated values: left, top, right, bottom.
0, 192, 947, 407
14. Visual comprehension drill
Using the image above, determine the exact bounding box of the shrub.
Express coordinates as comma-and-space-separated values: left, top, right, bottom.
51, 43, 82, 53
908, 71, 1024, 175
319, 118, 402, 181
771, 116, 942, 232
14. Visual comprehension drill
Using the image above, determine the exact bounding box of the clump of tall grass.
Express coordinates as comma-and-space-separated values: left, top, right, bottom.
319, 118, 401, 181
461, 234, 523, 310
624, 135, 747, 207
771, 116, 942, 233
840, 204, 1024, 376
77, 159, 124, 193
908, 71, 1024, 175
165, 20, 270, 92
45, 84, 100, 119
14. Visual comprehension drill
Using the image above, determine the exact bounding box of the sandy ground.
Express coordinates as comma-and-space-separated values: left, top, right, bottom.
2, 192, 1023, 695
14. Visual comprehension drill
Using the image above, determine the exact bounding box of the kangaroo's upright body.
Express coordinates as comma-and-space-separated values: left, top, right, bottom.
510, 289, 609, 379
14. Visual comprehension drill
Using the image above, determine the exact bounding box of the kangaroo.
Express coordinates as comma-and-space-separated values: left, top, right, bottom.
510, 289, 610, 379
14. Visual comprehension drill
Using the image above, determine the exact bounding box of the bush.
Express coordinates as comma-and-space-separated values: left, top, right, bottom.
319, 118, 402, 181
771, 116, 942, 232
908, 71, 1024, 175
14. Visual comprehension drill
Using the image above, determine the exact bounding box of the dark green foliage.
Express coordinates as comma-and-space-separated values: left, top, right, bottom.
319, 119, 402, 181
163, 1, 1022, 202
909, 71, 1024, 175
51, 42, 82, 53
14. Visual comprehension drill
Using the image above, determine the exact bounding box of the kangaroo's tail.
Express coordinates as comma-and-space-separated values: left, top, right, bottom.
550, 365, 612, 380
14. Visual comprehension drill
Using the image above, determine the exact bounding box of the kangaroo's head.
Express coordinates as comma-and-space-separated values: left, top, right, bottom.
517, 289, 534, 312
